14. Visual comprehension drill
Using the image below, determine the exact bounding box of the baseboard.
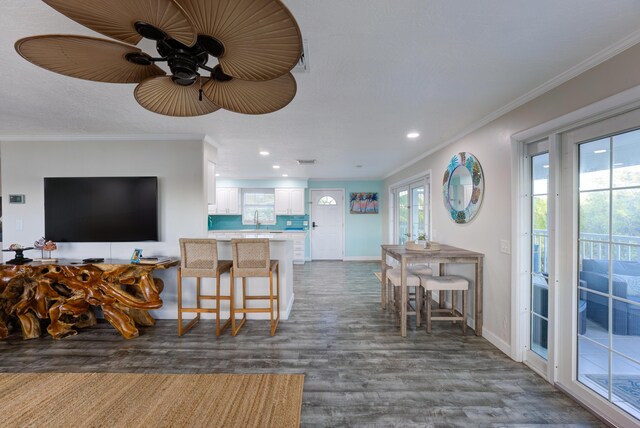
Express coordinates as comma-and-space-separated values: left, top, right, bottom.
342, 256, 381, 261
282, 293, 294, 319
482, 327, 512, 358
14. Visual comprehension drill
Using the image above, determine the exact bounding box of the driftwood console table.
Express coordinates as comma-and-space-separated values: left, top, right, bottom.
0, 259, 178, 340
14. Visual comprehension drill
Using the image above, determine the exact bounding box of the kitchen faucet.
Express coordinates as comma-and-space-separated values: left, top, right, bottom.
254, 210, 261, 229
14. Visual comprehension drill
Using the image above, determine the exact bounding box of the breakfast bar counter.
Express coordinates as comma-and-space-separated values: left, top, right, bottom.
208, 234, 296, 321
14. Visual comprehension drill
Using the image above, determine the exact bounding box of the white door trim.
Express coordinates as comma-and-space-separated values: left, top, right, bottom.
310, 188, 345, 260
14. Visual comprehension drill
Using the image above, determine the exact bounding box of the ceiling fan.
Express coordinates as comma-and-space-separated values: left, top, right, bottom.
15, 0, 302, 117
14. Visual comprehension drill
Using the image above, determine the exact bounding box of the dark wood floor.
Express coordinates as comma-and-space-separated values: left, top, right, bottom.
0, 261, 603, 427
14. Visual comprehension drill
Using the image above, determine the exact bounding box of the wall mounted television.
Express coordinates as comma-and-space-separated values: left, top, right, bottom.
44, 177, 158, 242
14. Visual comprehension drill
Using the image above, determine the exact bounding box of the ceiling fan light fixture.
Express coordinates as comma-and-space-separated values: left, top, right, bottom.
134, 22, 167, 41
171, 76, 196, 86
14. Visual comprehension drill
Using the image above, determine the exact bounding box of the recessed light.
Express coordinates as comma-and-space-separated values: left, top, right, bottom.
543, 165, 549, 169
594, 149, 607, 154
407, 132, 420, 139
272, 165, 280, 169
282, 174, 289, 177
215, 173, 220, 177
260, 151, 270, 156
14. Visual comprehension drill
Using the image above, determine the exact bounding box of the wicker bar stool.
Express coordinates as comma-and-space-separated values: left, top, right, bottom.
230, 239, 280, 336
177, 238, 232, 336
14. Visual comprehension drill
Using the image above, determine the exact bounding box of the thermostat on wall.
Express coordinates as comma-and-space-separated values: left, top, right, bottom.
9, 194, 25, 204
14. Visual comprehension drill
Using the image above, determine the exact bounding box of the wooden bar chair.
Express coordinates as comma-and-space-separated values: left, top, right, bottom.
177, 238, 232, 336
230, 239, 280, 336
417, 275, 469, 335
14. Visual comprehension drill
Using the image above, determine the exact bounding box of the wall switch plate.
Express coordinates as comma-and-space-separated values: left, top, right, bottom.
9, 194, 25, 204
500, 239, 510, 254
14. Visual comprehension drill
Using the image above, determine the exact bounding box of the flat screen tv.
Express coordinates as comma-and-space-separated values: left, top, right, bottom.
44, 177, 158, 242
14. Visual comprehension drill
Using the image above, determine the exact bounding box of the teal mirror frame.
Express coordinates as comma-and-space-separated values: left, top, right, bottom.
443, 152, 484, 224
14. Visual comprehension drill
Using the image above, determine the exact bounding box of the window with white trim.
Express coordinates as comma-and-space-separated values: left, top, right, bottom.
318, 196, 337, 205
242, 189, 276, 225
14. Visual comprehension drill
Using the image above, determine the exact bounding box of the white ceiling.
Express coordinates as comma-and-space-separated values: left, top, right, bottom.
1, 1, 640, 179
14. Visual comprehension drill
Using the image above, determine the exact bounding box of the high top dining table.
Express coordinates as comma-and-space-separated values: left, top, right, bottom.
381, 244, 484, 337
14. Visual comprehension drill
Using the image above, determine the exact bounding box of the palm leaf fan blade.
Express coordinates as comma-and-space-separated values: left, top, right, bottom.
134, 76, 220, 116
42, 0, 197, 46
175, 0, 302, 81
202, 72, 296, 115
15, 35, 165, 83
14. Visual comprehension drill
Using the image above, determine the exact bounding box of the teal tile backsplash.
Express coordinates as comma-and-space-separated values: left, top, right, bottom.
209, 215, 308, 231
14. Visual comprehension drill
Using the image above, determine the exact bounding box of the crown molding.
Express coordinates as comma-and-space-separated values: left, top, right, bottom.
383, 28, 640, 180
202, 135, 221, 149
0, 133, 207, 143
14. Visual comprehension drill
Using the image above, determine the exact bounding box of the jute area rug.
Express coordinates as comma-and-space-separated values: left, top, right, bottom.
0, 373, 304, 428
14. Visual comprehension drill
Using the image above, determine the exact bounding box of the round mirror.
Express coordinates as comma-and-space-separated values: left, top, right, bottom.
443, 152, 484, 224
448, 166, 473, 211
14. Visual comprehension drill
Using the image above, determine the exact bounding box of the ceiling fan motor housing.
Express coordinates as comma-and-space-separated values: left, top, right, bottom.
157, 39, 209, 85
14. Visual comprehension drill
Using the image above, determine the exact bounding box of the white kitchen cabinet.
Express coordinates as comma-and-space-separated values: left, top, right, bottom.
292, 232, 306, 264
213, 188, 240, 215
275, 188, 305, 215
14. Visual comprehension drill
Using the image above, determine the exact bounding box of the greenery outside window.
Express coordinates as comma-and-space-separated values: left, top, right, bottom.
242, 189, 276, 225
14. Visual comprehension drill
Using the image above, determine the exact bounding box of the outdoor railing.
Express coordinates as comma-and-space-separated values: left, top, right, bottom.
533, 230, 640, 272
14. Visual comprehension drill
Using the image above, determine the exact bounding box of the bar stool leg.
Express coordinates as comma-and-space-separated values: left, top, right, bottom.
462, 289, 468, 336
426, 290, 432, 334
230, 269, 237, 336
177, 268, 183, 336
273, 263, 280, 335
416, 285, 422, 327
215, 272, 221, 336
451, 288, 457, 325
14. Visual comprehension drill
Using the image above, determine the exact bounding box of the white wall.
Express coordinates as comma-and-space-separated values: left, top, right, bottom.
0, 138, 213, 319
383, 43, 640, 355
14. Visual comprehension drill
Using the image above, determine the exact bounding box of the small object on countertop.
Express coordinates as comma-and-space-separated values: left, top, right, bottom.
130, 248, 143, 264
3, 246, 35, 265
43, 240, 58, 251
139, 256, 172, 265
34, 237, 46, 249
82, 258, 104, 263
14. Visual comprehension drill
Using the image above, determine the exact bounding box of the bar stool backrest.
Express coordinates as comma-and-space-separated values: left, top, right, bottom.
231, 239, 271, 278
179, 238, 219, 278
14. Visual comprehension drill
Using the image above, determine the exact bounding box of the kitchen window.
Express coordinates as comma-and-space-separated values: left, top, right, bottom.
242, 189, 276, 225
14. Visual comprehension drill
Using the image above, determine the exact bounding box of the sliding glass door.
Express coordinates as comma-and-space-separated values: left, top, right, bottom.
577, 129, 640, 420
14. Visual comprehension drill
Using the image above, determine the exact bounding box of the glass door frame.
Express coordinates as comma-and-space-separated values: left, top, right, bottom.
557, 109, 640, 427
389, 173, 431, 245
513, 137, 559, 381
